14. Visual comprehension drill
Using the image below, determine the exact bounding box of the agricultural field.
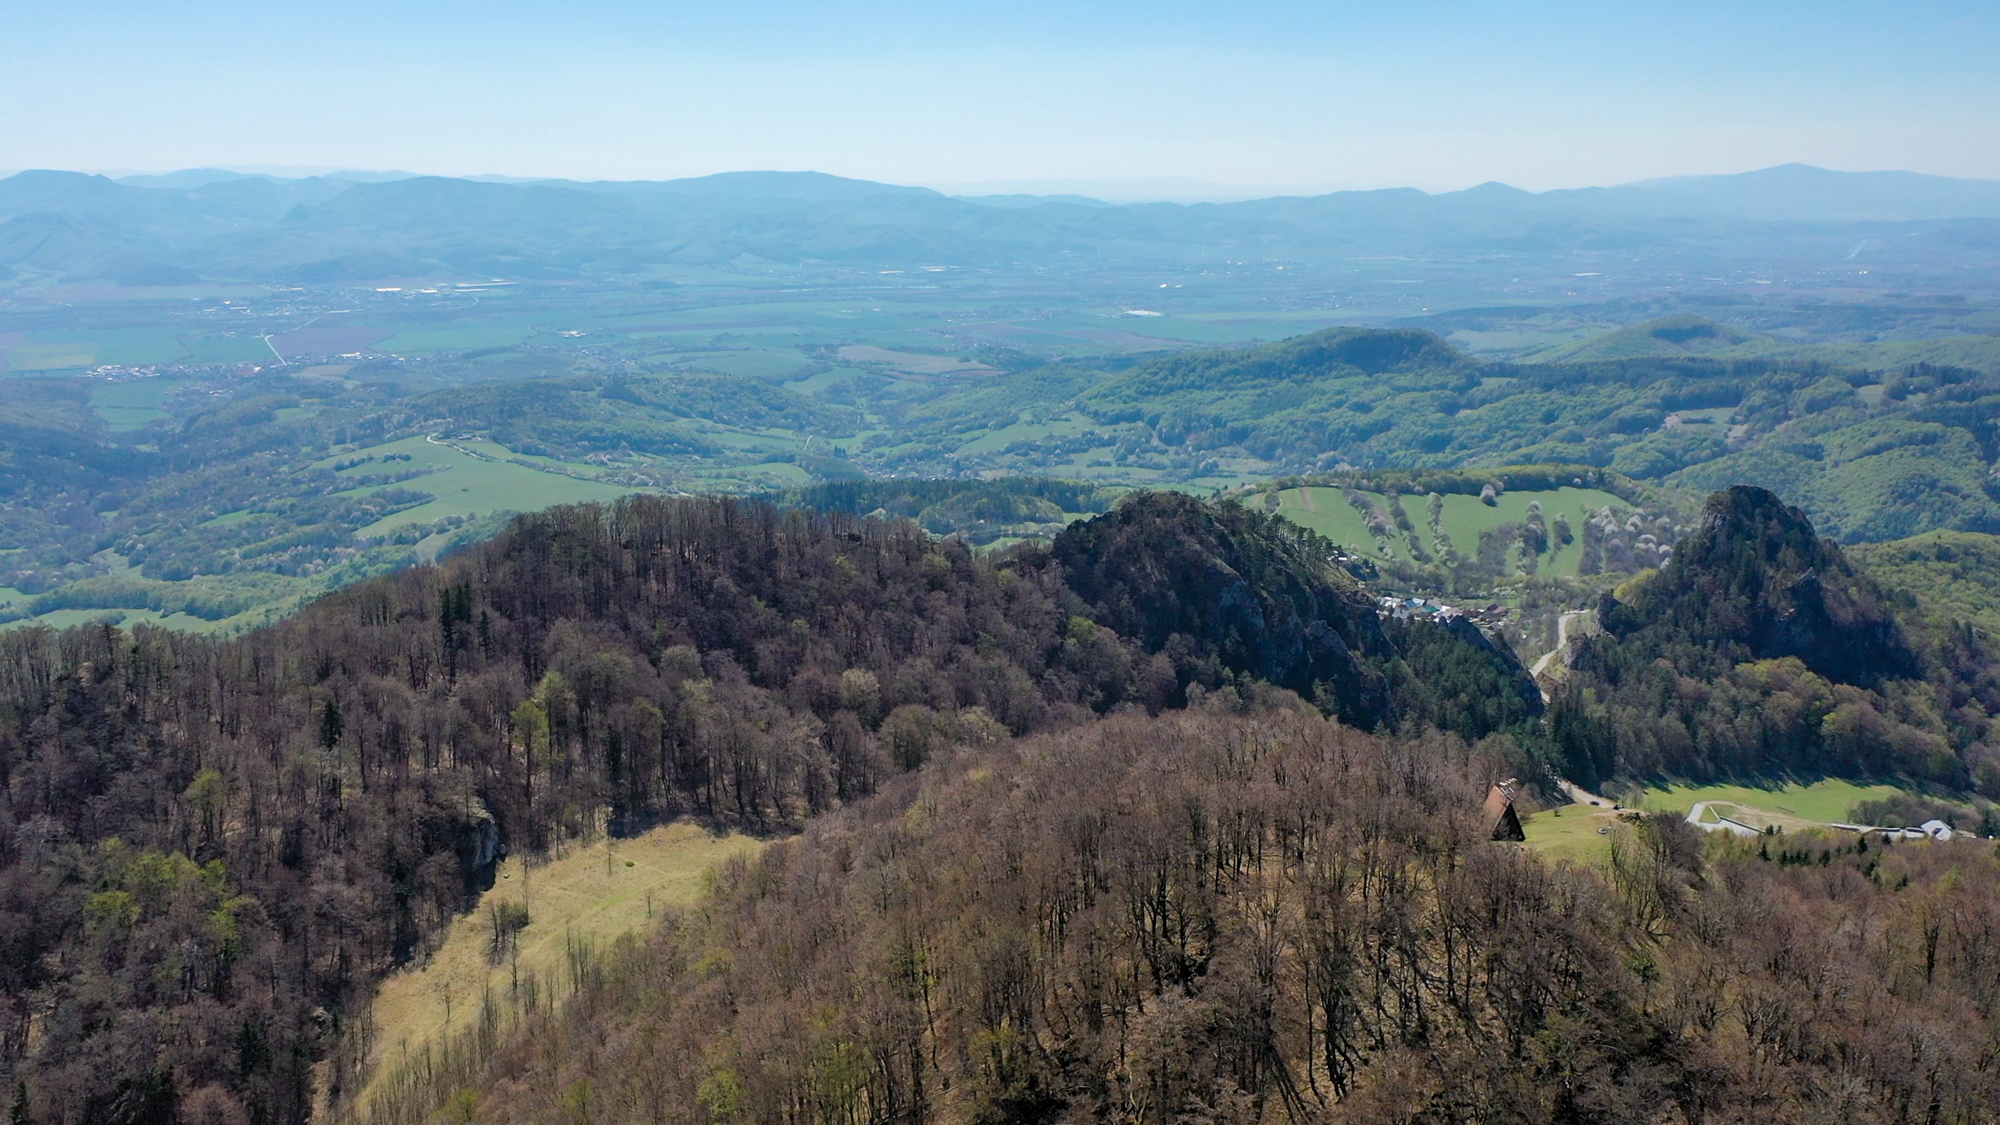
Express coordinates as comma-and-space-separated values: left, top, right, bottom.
88, 377, 200, 430
323, 436, 652, 538
0, 279, 1325, 380
355, 822, 764, 1114
1271, 484, 1629, 577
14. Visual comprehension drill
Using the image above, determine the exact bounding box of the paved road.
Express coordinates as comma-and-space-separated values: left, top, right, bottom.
1531, 609, 1596, 683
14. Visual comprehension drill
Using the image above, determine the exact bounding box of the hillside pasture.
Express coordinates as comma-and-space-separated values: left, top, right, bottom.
1272, 484, 1626, 577
324, 435, 648, 537
90, 377, 197, 430
1637, 778, 1912, 825
1521, 804, 1635, 865
1524, 777, 1928, 866
355, 822, 764, 1114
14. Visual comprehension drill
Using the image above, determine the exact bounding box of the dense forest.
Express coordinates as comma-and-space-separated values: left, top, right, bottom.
396, 705, 2000, 1124
0, 492, 1537, 1125
1551, 485, 2000, 790
1852, 529, 2000, 638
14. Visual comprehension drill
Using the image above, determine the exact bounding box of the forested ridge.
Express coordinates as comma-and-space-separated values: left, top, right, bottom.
404, 707, 2000, 1124
1552, 485, 2000, 790
16, 482, 2000, 1125
0, 492, 1534, 1125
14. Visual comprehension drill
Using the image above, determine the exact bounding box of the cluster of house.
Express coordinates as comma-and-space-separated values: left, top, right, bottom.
1377, 595, 1510, 626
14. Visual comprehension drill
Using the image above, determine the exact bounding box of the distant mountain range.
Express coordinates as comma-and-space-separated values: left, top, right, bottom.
0, 164, 1996, 286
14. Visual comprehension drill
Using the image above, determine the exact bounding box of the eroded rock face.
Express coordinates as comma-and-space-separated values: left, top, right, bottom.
459, 802, 504, 888
1591, 484, 1917, 687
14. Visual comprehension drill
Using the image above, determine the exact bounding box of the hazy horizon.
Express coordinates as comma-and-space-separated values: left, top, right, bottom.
4, 162, 1996, 208
7, 0, 1995, 194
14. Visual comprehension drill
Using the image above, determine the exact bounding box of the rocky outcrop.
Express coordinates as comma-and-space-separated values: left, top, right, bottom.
1589, 485, 1917, 686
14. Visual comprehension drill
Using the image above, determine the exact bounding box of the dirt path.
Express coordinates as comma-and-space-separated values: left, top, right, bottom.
1556, 778, 1615, 809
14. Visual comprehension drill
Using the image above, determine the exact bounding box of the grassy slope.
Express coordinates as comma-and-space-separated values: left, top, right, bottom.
1637, 779, 1909, 823
357, 822, 763, 1113
1, 435, 650, 634
1272, 485, 1625, 577
1524, 316, 1770, 363
1525, 778, 1921, 866
324, 435, 649, 537
1520, 805, 1631, 865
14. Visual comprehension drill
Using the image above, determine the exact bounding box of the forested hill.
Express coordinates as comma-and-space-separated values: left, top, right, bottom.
1055, 491, 1392, 726
1600, 485, 1915, 686
412, 708, 2000, 1124
0, 492, 1536, 1124
1553, 485, 2000, 788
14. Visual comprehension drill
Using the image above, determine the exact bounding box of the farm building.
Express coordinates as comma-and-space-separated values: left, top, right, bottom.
1484, 780, 1525, 841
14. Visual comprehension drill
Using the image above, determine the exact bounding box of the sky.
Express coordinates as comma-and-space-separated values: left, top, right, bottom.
5, 0, 1997, 195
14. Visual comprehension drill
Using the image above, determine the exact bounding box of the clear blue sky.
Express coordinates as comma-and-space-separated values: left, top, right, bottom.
6, 0, 1996, 192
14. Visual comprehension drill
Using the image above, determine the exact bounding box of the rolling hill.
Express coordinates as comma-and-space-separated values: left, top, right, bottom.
2, 165, 1998, 285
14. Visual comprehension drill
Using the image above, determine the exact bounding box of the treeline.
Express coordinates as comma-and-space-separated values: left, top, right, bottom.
0, 492, 1535, 1124
1258, 463, 1664, 507
780, 477, 1119, 519
399, 373, 865, 462
778, 478, 1125, 544
414, 705, 2000, 1125
1553, 485, 2000, 790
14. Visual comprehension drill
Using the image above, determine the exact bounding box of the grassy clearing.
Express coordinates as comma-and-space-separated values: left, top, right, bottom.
1525, 778, 1923, 866
1520, 804, 1633, 865
684, 347, 819, 379
325, 436, 648, 537
1273, 485, 1626, 577
1637, 779, 1911, 824
3, 607, 247, 633
356, 822, 763, 1112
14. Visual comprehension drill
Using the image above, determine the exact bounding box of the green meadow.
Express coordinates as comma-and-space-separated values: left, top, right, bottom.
324, 436, 652, 538
1522, 778, 1923, 866
89, 378, 196, 430
1520, 805, 1628, 865
1636, 778, 1911, 824
1272, 485, 1627, 577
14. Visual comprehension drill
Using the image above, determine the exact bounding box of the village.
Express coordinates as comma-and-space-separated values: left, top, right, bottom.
1376, 593, 1511, 627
